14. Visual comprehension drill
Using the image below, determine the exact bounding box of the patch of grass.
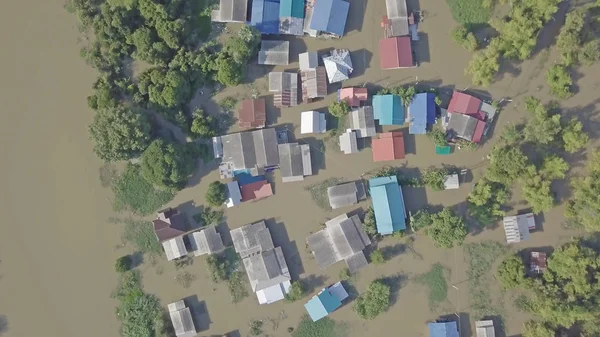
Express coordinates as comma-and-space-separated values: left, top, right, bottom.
113, 164, 175, 216
416, 263, 449, 308
446, 0, 492, 28
228, 271, 249, 303
249, 320, 263, 336
121, 219, 163, 257
218, 96, 238, 111
207, 248, 248, 302
99, 163, 117, 188
193, 206, 224, 226
175, 271, 197, 289
465, 241, 508, 319
293, 315, 347, 337
306, 178, 343, 209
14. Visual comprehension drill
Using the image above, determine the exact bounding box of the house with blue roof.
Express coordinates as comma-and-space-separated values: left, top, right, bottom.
408, 92, 436, 134
279, 0, 304, 35
428, 321, 459, 337
309, 0, 349, 36
368, 176, 407, 235
373, 94, 405, 125
251, 0, 281, 34
305, 282, 349, 321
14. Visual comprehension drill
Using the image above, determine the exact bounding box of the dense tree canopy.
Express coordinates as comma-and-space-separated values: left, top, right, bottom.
523, 97, 562, 145
410, 209, 432, 232
89, 106, 151, 161
205, 181, 227, 207
426, 208, 467, 248
497, 255, 526, 289
137, 67, 192, 109
353, 280, 391, 319
565, 151, 600, 231
562, 118, 588, 153
522, 321, 554, 337
486, 146, 528, 185
451, 26, 478, 51
190, 108, 217, 138
329, 100, 350, 118
468, 178, 509, 225
140, 139, 195, 190
546, 64, 573, 99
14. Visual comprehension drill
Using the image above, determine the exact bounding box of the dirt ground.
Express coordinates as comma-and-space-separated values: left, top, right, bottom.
1, 0, 599, 336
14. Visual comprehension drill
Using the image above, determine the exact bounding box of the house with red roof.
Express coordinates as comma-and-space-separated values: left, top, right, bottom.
240, 180, 274, 202
372, 131, 405, 161
338, 87, 368, 107
239, 98, 267, 128
447, 91, 484, 120
379, 36, 414, 69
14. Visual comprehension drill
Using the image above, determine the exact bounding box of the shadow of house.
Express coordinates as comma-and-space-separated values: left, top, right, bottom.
414, 33, 430, 64
176, 200, 203, 230
264, 218, 305, 279
299, 136, 326, 174
183, 295, 212, 332
302, 274, 329, 294
398, 127, 416, 154
457, 312, 472, 337
479, 315, 505, 337
345, 0, 365, 33
380, 242, 408, 260
350, 48, 373, 78
379, 273, 408, 306
187, 157, 220, 188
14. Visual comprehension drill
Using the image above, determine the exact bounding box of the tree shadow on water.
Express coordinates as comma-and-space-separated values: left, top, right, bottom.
379, 273, 408, 306
0, 315, 7, 336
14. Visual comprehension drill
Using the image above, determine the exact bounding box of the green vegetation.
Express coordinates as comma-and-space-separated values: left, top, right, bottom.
206, 254, 228, 282
140, 139, 196, 191
115, 255, 132, 273
228, 271, 249, 303
175, 271, 196, 289
193, 206, 224, 226
523, 97, 561, 146
451, 26, 479, 51
562, 118, 589, 153
456, 138, 478, 151
410, 209, 432, 232
205, 181, 227, 207
428, 128, 448, 147
546, 64, 573, 99
496, 255, 526, 289
190, 108, 217, 138
306, 178, 343, 209
328, 100, 351, 118
339, 268, 352, 281
249, 320, 263, 336
566, 151, 600, 231
218, 96, 238, 111
362, 207, 378, 237
426, 208, 468, 248
378, 85, 416, 105
446, 0, 492, 27
422, 167, 449, 191
370, 249, 386, 264
468, 178, 509, 226
557, 9, 600, 66
286, 280, 307, 302
114, 271, 167, 337
292, 316, 346, 337
113, 164, 175, 215
353, 280, 391, 319
465, 242, 507, 318
206, 251, 249, 302
122, 219, 163, 256
89, 106, 151, 161
466, 43, 501, 87
416, 263, 448, 308
522, 321, 554, 337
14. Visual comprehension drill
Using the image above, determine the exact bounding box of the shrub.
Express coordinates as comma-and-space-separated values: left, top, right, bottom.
115, 256, 132, 273
339, 268, 351, 281
451, 26, 478, 51
410, 209, 432, 232
206, 255, 228, 282
562, 117, 588, 153
194, 206, 224, 226
249, 320, 263, 336
497, 255, 525, 289
353, 280, 391, 319
370, 249, 386, 264
392, 230, 405, 240
228, 271, 249, 303
190, 108, 217, 138
286, 280, 307, 302
218, 96, 237, 111
546, 64, 573, 99
329, 100, 350, 118
113, 164, 175, 215
140, 139, 196, 190
362, 207, 378, 237
416, 263, 448, 308
422, 167, 448, 191
426, 208, 467, 248
428, 128, 448, 147
205, 181, 227, 207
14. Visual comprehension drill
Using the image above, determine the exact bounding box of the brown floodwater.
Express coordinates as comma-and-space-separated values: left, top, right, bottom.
1, 0, 598, 336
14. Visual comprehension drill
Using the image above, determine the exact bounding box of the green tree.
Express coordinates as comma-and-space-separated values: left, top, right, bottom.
190, 108, 217, 138
499, 124, 522, 145
497, 255, 525, 289
140, 139, 195, 190
451, 26, 478, 51
214, 54, 244, 86
115, 255, 132, 273
205, 181, 227, 207
540, 155, 569, 180
422, 167, 448, 191
546, 64, 573, 99
362, 207, 378, 236
329, 100, 351, 118
353, 280, 391, 319
426, 208, 467, 248
486, 146, 528, 185
206, 255, 228, 282
556, 10, 585, 66
370, 249, 386, 264
523, 97, 562, 145
466, 47, 500, 86
522, 321, 554, 337
428, 128, 448, 147
127, 26, 172, 66
562, 118, 588, 153
410, 209, 432, 232
580, 41, 600, 66
468, 179, 509, 225
137, 67, 192, 109
89, 106, 151, 161
522, 170, 555, 214
285, 280, 306, 302
565, 151, 600, 230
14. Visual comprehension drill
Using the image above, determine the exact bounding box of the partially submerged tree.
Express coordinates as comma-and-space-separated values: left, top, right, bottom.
428, 128, 448, 147
190, 108, 217, 138
565, 151, 600, 231
370, 249, 386, 264
140, 139, 195, 190
523, 97, 562, 145
522, 321, 555, 337
329, 100, 351, 118
205, 181, 227, 207
285, 280, 306, 302
468, 178, 509, 225
451, 26, 479, 51
353, 280, 391, 319
466, 47, 500, 87
546, 64, 573, 99
497, 255, 525, 289
410, 209, 432, 232
562, 118, 588, 153
422, 167, 448, 191
426, 208, 467, 248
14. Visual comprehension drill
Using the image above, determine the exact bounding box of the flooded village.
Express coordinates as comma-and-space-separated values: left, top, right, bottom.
1, 0, 600, 336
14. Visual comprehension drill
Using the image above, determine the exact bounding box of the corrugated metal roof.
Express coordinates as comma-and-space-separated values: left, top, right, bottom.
240, 180, 273, 201
372, 131, 405, 162
301, 67, 328, 101
309, 0, 349, 36
162, 236, 187, 261
373, 94, 405, 125
327, 181, 366, 209
301, 111, 326, 134
269, 72, 299, 107
221, 128, 279, 170
339, 87, 368, 107
323, 49, 353, 83
258, 40, 290, 65
447, 112, 478, 141
408, 93, 435, 135
503, 213, 533, 244
369, 176, 406, 234
350, 106, 376, 138
429, 321, 459, 337
476, 320, 495, 337
168, 301, 196, 337
278, 143, 312, 182
211, 0, 248, 22
299, 52, 319, 70
239, 98, 266, 128
279, 0, 305, 18
339, 130, 359, 154
243, 246, 291, 292
226, 181, 242, 208
385, 0, 409, 36
379, 37, 413, 69
188, 227, 225, 256
304, 288, 343, 321
444, 174, 460, 190
251, 0, 281, 34
447, 91, 482, 117
231, 220, 275, 258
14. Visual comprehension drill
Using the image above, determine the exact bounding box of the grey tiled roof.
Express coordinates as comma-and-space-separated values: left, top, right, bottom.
211, 0, 248, 22
447, 113, 477, 141
243, 246, 291, 291
278, 143, 312, 182
327, 181, 366, 209
220, 128, 279, 171
350, 106, 376, 138
231, 220, 274, 258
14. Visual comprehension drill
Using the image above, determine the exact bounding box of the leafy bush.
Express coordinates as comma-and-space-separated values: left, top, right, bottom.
205, 181, 227, 207
468, 178, 509, 226
115, 255, 132, 273
113, 164, 175, 215
329, 100, 350, 118
446, 0, 492, 27
339, 268, 351, 281
353, 280, 391, 319
190, 108, 217, 138
565, 151, 600, 231
286, 280, 307, 302
422, 167, 448, 191
122, 219, 164, 256
497, 255, 525, 289
362, 207, 378, 237
194, 206, 224, 226
228, 271, 249, 303
249, 320, 263, 336
426, 208, 468, 248
370, 249, 386, 264
206, 255, 228, 282
546, 64, 573, 99
219, 96, 237, 111
451, 26, 479, 51
466, 47, 500, 87
140, 139, 196, 190
522, 321, 554, 337
292, 315, 346, 337
410, 209, 432, 232
428, 128, 448, 147
562, 118, 588, 153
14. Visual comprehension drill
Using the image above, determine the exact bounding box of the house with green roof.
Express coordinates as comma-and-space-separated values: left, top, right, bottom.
373, 94, 405, 125
368, 176, 407, 234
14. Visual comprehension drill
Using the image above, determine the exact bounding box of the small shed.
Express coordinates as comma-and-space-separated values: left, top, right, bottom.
301, 111, 327, 134
258, 40, 290, 65
373, 94, 405, 125
339, 130, 359, 154
327, 180, 367, 209
168, 300, 197, 337
162, 236, 188, 261
476, 320, 495, 337
338, 87, 368, 107
372, 131, 405, 162
428, 321, 459, 337
503, 213, 535, 244
188, 227, 226, 256
444, 174, 459, 190
299, 51, 319, 70
225, 181, 242, 208
530, 252, 547, 274
350, 106, 376, 138
379, 36, 414, 69
305, 282, 349, 321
